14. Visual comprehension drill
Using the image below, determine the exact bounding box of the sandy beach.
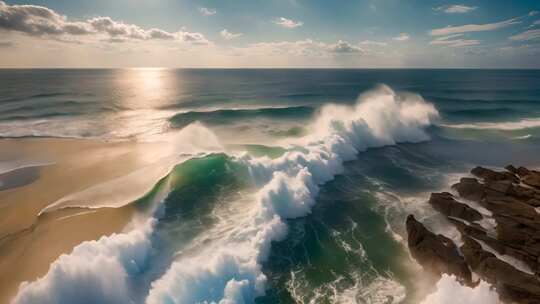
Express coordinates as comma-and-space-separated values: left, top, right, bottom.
0, 138, 169, 303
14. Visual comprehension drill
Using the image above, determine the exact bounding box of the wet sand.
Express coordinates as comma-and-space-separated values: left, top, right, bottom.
0, 138, 167, 303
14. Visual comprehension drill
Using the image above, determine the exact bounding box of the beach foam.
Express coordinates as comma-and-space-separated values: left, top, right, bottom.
12, 220, 155, 304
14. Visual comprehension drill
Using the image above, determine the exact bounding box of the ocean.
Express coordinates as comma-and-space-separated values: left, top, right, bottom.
2, 69, 540, 303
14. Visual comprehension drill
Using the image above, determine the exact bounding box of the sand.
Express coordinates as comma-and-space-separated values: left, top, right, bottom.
0, 138, 170, 303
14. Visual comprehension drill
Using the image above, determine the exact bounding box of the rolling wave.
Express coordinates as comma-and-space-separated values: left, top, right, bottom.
169, 106, 315, 128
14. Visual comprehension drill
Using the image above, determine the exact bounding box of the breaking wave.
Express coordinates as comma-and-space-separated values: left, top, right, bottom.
12, 85, 439, 304
146, 84, 438, 303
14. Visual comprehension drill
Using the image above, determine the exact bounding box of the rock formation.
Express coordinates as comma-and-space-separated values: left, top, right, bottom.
407, 165, 540, 303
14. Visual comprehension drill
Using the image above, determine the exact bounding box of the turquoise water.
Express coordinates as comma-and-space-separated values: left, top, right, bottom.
3, 69, 540, 304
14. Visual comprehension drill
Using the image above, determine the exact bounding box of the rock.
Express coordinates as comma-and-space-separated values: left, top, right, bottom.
506, 165, 518, 174
461, 237, 540, 303
515, 167, 540, 188
517, 166, 531, 177
428, 192, 482, 222
471, 166, 518, 183
485, 180, 513, 194
452, 177, 484, 201
410, 165, 540, 302
523, 172, 540, 189
406, 215, 472, 285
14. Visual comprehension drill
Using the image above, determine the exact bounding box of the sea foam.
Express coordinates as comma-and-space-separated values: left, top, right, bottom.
442, 118, 540, 130
12, 220, 155, 304
420, 274, 500, 304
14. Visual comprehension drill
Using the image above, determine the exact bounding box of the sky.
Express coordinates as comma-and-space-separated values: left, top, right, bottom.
0, 0, 539, 68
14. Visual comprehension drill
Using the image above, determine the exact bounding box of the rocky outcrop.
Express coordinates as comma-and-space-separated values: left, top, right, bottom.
407, 165, 540, 303
428, 192, 482, 222
406, 215, 472, 285
461, 237, 540, 304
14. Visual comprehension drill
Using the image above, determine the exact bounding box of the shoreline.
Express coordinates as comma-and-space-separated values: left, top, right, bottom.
0, 137, 168, 303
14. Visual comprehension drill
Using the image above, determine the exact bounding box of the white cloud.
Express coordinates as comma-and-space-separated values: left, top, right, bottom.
430, 17, 520, 36
220, 29, 242, 40
435, 5, 477, 14
393, 33, 410, 41
509, 29, 540, 41
327, 40, 364, 53
242, 39, 363, 57
429, 33, 480, 47
359, 40, 388, 46
273, 17, 303, 28
530, 11, 539, 16
429, 36, 480, 47
199, 7, 216, 16
0, 1, 209, 45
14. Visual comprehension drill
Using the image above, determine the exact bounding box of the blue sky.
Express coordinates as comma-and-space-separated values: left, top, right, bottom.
0, 0, 539, 67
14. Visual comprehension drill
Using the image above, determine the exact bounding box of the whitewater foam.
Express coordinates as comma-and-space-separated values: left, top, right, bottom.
420, 274, 500, 304
442, 118, 540, 131
13, 219, 155, 304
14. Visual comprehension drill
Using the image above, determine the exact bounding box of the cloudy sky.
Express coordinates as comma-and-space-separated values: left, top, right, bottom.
0, 0, 539, 68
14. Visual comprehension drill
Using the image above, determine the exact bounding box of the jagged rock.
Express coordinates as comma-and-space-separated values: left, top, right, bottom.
524, 173, 540, 189
406, 215, 472, 285
410, 165, 540, 303
517, 167, 532, 177
452, 177, 484, 201
428, 192, 482, 222
471, 166, 518, 183
485, 180, 513, 194
461, 237, 540, 304
506, 165, 518, 174
515, 167, 540, 189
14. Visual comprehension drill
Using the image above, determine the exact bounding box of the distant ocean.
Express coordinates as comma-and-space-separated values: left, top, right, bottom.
3, 69, 540, 303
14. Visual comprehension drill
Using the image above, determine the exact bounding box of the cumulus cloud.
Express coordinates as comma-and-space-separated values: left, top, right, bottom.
393, 33, 410, 41
273, 17, 303, 28
435, 5, 477, 14
509, 29, 540, 41
530, 11, 539, 16
430, 17, 520, 36
327, 40, 364, 53
0, 1, 209, 44
199, 7, 216, 16
220, 29, 242, 40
